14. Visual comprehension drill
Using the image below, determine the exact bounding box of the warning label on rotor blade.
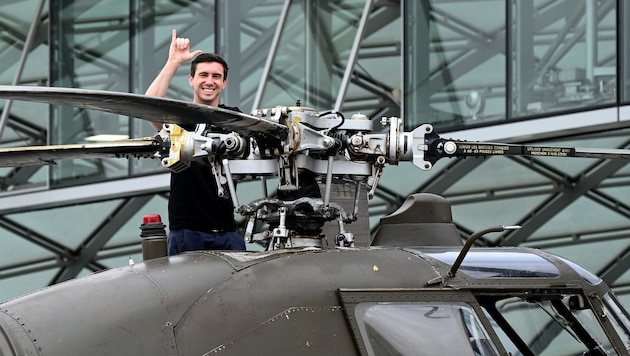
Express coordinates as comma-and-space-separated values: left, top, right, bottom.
525, 146, 573, 156
456, 143, 513, 155
455, 143, 575, 157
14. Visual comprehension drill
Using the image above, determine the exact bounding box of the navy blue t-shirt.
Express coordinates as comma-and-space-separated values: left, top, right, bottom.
167, 104, 239, 233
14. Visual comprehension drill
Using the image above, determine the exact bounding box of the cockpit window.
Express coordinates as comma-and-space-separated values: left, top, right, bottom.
602, 293, 630, 351
478, 293, 615, 355
354, 302, 499, 355
423, 250, 560, 278
556, 256, 602, 285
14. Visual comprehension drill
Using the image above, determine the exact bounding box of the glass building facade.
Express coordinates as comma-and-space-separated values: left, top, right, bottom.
1, 0, 630, 303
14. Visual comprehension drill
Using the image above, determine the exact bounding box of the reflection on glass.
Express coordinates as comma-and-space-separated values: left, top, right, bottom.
510, 0, 616, 118
0, 0, 50, 194
424, 250, 560, 278
482, 294, 613, 355
556, 256, 602, 285
603, 293, 630, 352
260, 1, 366, 110
404, 0, 506, 130
355, 302, 498, 355
404, 1, 617, 129
49, 0, 214, 185
50, 0, 132, 185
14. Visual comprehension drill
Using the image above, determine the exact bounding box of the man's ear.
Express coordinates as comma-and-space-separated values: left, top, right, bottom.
188, 74, 194, 86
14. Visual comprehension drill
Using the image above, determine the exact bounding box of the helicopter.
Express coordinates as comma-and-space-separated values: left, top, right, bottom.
0, 85, 630, 355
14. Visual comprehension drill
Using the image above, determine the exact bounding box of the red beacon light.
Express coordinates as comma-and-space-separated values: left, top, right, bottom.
143, 214, 163, 224
140, 214, 167, 260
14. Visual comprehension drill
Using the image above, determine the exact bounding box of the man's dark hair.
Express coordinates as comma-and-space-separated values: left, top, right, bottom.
190, 53, 229, 80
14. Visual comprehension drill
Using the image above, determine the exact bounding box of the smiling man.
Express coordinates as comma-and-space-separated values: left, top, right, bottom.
145, 29, 245, 254
187, 54, 228, 106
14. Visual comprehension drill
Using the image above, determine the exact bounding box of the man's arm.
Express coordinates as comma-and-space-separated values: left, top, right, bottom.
146, 29, 202, 131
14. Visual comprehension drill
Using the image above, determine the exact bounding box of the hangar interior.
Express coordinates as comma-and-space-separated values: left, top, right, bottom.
1, 0, 630, 304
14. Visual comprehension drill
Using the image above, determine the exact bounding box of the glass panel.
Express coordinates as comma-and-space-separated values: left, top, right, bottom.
49, 0, 218, 184
354, 302, 499, 356
258, 1, 355, 110
622, 0, 630, 103
510, 0, 617, 118
603, 293, 630, 351
255, 0, 403, 121
404, 1, 506, 130
50, 0, 132, 185
423, 250, 560, 278
556, 256, 602, 285
481, 293, 614, 355
0, 0, 50, 194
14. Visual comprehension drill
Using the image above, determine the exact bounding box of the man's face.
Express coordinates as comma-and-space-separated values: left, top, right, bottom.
189, 61, 227, 106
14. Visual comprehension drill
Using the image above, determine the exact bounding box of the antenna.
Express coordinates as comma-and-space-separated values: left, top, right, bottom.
427, 224, 521, 285
448, 225, 522, 277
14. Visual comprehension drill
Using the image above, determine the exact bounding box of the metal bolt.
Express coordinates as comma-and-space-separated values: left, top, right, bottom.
443, 141, 457, 154
225, 137, 237, 150
351, 136, 363, 147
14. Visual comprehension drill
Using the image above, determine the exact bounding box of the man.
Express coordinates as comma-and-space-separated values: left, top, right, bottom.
146, 29, 245, 254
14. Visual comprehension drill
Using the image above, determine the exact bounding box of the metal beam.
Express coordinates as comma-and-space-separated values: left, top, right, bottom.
599, 246, 630, 286
335, 0, 374, 111
52, 195, 153, 283
0, 173, 169, 214
0, 216, 73, 258
0, 165, 43, 190
252, 0, 291, 110
419, 158, 487, 195
0, 0, 46, 137
500, 158, 630, 246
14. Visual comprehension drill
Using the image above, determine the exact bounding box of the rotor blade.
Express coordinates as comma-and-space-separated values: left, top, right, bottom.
427, 139, 630, 163
0, 138, 160, 167
0, 85, 287, 137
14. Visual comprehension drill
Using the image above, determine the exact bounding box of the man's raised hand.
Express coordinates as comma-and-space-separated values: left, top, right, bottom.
169, 29, 203, 64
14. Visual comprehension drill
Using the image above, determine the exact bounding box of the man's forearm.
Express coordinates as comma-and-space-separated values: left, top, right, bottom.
146, 61, 182, 130
146, 61, 181, 97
